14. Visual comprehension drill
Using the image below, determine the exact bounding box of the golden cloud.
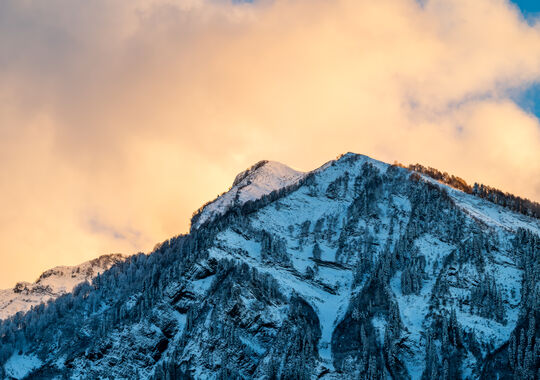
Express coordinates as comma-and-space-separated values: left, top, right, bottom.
0, 0, 539, 287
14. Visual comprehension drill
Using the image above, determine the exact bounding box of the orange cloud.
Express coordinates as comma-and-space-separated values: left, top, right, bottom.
0, 0, 539, 287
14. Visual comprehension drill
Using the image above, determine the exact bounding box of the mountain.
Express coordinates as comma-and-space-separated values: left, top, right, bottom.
0, 254, 125, 320
0, 153, 538, 380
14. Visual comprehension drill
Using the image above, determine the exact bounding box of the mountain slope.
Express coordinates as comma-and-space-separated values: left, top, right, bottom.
0, 254, 125, 320
0, 153, 538, 380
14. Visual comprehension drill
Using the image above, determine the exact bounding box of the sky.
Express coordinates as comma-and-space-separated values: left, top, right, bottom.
511, 0, 540, 18
510, 0, 540, 117
1, 0, 540, 288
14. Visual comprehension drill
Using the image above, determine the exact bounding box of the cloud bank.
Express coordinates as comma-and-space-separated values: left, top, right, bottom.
1, 0, 539, 287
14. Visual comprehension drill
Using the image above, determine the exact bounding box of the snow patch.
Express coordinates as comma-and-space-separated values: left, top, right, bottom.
371, 316, 387, 344
4, 354, 42, 379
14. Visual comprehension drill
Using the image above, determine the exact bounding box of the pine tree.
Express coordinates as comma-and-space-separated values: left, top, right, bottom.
312, 242, 322, 260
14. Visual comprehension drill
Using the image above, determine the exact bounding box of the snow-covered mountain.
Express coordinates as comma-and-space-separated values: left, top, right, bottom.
0, 153, 538, 380
0, 254, 125, 320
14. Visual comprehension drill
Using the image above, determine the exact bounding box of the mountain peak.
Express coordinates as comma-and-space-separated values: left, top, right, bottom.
191, 160, 305, 229
192, 154, 381, 230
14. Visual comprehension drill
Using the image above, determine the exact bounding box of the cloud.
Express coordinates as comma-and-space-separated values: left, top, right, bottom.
0, 0, 539, 287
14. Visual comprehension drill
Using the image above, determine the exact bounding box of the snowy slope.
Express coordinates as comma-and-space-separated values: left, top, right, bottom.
418, 173, 540, 235
3, 354, 42, 380
0, 254, 125, 320
191, 160, 305, 229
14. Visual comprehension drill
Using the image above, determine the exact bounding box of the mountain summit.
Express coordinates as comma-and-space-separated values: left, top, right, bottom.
0, 153, 538, 379
192, 160, 305, 230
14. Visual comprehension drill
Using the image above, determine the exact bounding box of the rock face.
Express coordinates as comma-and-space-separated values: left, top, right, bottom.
0, 153, 538, 380
0, 254, 125, 320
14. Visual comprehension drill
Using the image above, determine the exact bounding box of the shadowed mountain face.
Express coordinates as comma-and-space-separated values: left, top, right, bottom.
0, 153, 538, 379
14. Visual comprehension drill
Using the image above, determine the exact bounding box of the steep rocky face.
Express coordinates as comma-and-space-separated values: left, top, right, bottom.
0, 254, 125, 320
0, 153, 538, 380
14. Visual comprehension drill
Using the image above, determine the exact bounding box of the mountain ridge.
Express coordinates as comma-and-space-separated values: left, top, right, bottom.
0, 153, 538, 380
0, 253, 125, 320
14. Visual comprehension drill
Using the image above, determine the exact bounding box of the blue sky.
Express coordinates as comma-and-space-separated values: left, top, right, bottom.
510, 0, 540, 119
512, 83, 540, 119
510, 0, 540, 16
